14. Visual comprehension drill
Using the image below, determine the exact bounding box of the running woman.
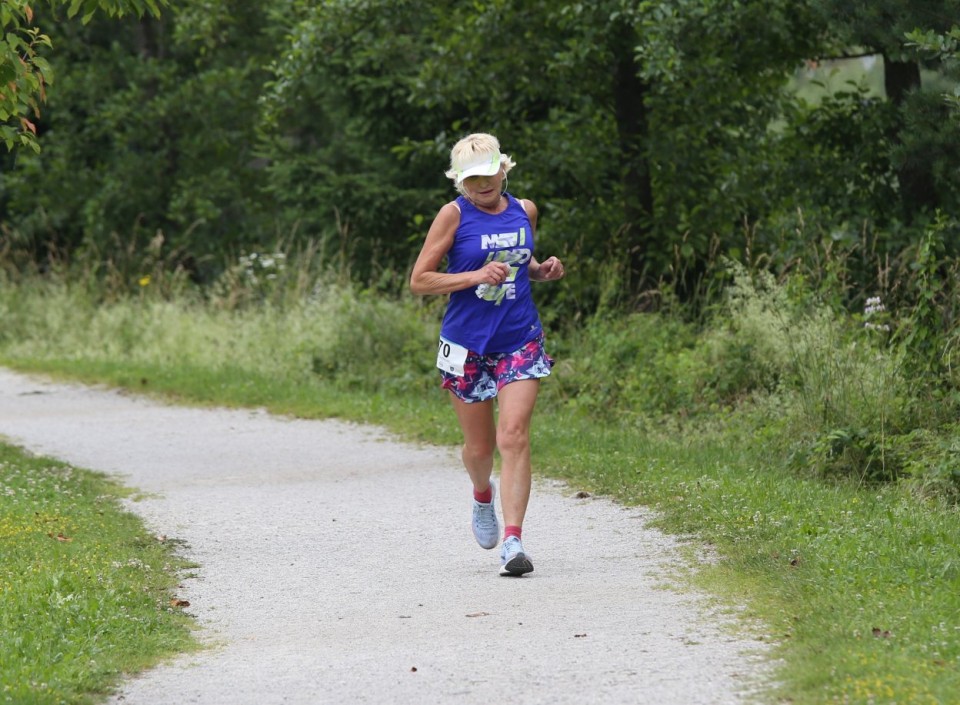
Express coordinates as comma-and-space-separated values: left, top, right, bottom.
410, 133, 565, 576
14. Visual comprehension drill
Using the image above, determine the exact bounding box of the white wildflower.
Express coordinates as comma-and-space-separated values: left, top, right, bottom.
864, 296, 886, 316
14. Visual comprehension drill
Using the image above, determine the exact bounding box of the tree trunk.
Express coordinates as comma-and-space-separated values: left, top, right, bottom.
135, 16, 165, 61
883, 57, 919, 106
611, 21, 654, 292
883, 55, 936, 221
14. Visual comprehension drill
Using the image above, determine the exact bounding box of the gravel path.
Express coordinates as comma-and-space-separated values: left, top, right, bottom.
0, 368, 770, 704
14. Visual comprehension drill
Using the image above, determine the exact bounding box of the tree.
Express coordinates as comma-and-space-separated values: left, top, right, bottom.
410, 0, 826, 296
1, 0, 274, 267
256, 0, 452, 283
813, 0, 960, 223
0, 0, 165, 152
7, 0, 959, 310
905, 25, 960, 112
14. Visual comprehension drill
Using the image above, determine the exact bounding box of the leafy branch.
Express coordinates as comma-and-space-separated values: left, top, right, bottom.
904, 26, 960, 112
0, 0, 166, 152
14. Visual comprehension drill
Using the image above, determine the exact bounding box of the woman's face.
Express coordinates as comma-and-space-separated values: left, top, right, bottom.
461, 168, 505, 209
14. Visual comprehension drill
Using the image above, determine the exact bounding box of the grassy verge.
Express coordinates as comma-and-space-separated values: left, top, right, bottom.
537, 419, 960, 704
4, 354, 960, 704
0, 441, 197, 705
2, 261, 960, 703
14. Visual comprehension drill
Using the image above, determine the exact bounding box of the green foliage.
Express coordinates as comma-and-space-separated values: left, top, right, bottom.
308, 289, 436, 394
817, 0, 960, 58
408, 0, 830, 295
893, 214, 960, 380
698, 264, 908, 483
634, 0, 823, 265
359, 217, 960, 495
547, 311, 703, 419
0, 243, 442, 413
0, 0, 166, 152
6, 0, 960, 321
549, 261, 895, 434
0, 2, 52, 153
890, 91, 960, 218
906, 25, 960, 111
256, 0, 450, 284
775, 86, 899, 228
546, 254, 960, 491
2, 2, 275, 267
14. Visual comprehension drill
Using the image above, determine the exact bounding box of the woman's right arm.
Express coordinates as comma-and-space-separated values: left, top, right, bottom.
409, 203, 510, 296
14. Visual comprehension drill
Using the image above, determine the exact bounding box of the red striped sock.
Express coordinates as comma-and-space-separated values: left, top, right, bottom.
473, 486, 493, 504
504, 525, 522, 541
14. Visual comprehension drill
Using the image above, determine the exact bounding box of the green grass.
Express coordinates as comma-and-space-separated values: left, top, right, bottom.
0, 443, 197, 705
2, 274, 960, 703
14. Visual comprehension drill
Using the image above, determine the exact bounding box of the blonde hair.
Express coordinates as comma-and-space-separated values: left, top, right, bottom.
445, 133, 516, 192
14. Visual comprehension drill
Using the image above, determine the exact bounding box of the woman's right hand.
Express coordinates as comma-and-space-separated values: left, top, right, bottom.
476, 261, 511, 286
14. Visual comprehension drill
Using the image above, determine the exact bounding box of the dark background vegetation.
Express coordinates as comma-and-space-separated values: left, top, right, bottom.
3, 1, 959, 305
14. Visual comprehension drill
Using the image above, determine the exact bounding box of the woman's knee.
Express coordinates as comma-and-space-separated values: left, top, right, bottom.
463, 439, 496, 464
496, 423, 530, 455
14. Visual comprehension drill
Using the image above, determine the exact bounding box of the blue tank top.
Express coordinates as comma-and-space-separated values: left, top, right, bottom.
440, 193, 542, 354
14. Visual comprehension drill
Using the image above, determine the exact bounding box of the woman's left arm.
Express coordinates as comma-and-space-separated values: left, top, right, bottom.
522, 199, 565, 282
530, 256, 565, 281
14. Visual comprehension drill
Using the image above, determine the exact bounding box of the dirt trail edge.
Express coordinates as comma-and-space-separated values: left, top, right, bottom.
0, 368, 771, 704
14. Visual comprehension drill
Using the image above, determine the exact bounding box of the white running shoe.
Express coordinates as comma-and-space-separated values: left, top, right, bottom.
499, 535, 534, 576
471, 482, 499, 550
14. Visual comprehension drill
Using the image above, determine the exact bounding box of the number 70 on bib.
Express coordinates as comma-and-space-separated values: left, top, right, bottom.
436, 336, 468, 376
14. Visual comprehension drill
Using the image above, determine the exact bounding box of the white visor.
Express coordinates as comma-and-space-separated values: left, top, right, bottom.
454, 151, 501, 184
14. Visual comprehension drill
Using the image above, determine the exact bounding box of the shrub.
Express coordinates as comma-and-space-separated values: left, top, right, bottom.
661, 262, 912, 483
308, 288, 437, 394
546, 311, 702, 419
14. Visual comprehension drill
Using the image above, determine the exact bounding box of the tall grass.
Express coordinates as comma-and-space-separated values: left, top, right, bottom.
0, 269, 437, 396
2, 239, 957, 491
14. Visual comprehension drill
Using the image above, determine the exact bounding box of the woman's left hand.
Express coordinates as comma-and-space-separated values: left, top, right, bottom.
535, 256, 565, 281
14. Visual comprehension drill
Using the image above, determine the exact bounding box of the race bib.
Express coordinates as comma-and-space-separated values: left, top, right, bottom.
436, 336, 469, 376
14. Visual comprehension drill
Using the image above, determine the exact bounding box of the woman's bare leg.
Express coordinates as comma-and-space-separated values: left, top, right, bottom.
449, 394, 496, 492
494, 379, 539, 529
